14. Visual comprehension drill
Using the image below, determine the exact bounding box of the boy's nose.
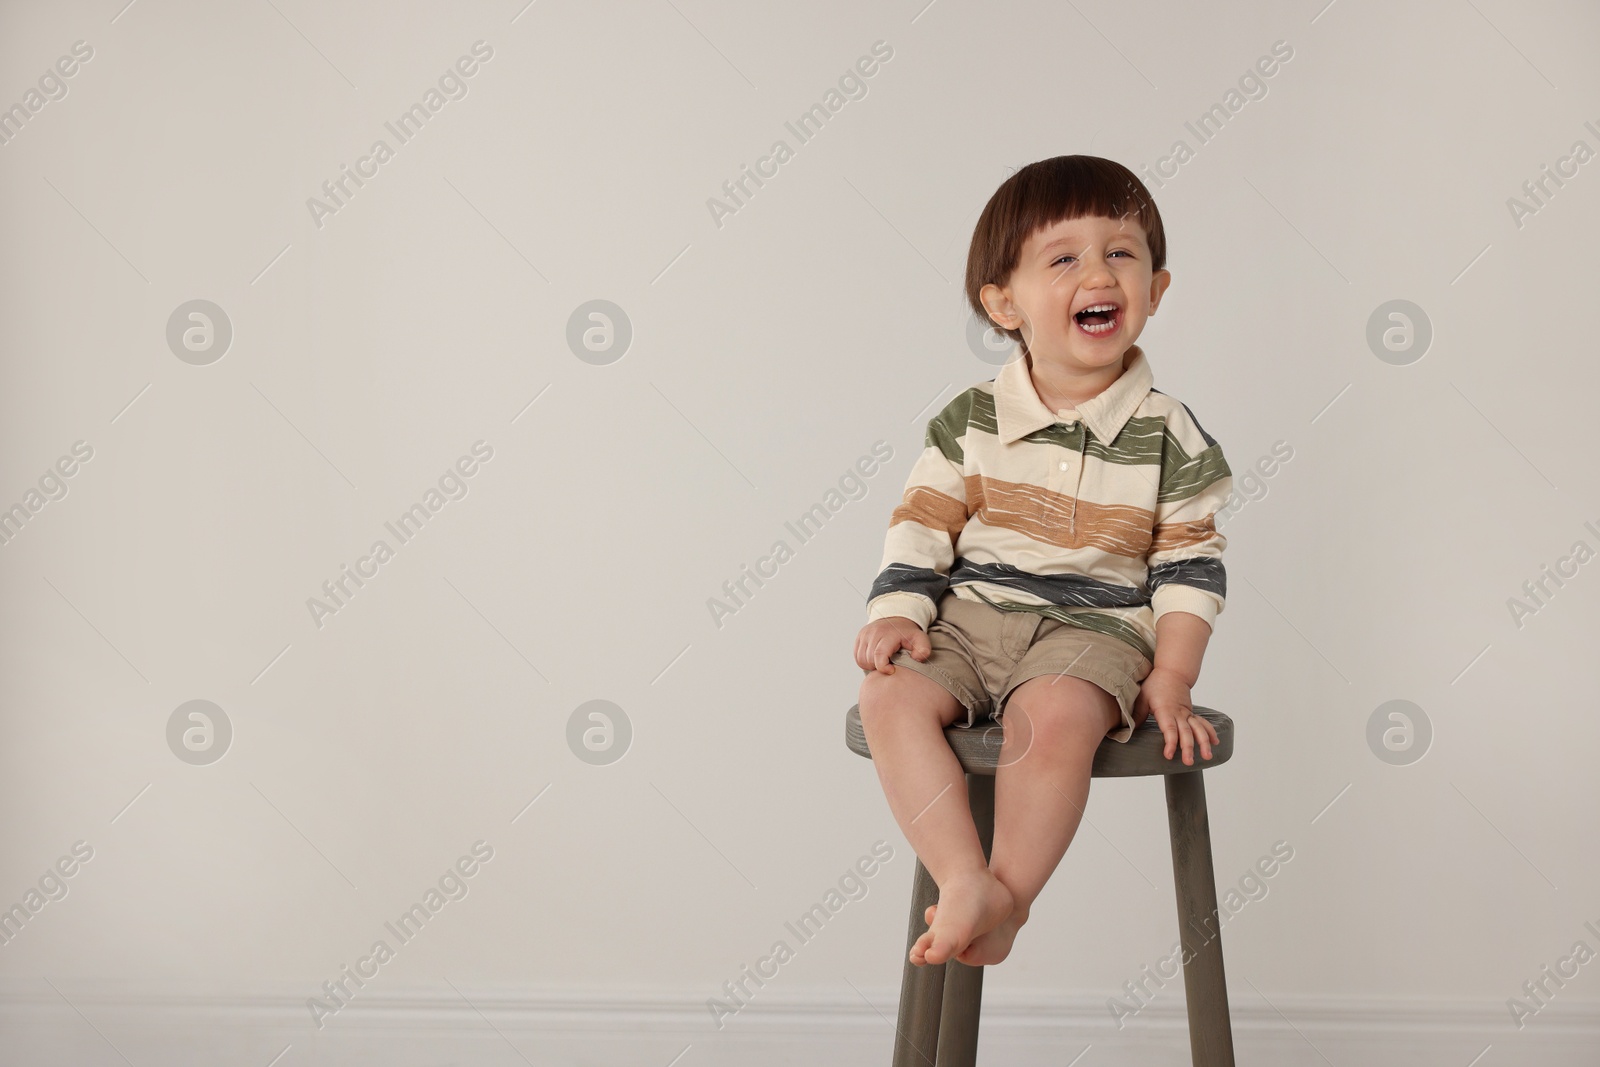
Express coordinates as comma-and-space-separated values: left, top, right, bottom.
1079, 263, 1115, 288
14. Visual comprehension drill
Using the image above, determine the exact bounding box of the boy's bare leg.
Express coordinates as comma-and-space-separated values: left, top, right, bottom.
858, 667, 1013, 967
924, 673, 1119, 967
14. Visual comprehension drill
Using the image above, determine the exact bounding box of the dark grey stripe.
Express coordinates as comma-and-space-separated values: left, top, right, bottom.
867, 563, 948, 605
948, 557, 1148, 608
1147, 557, 1226, 598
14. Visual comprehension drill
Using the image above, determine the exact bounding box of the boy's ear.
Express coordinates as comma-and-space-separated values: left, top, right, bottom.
1147, 268, 1172, 315
979, 281, 1018, 329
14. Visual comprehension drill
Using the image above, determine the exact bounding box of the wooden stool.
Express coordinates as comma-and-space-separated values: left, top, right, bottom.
845, 703, 1237, 1067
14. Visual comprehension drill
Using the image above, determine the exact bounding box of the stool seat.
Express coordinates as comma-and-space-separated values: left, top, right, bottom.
845, 703, 1233, 777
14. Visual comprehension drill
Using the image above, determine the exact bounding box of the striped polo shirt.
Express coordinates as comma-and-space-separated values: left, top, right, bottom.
866, 344, 1232, 662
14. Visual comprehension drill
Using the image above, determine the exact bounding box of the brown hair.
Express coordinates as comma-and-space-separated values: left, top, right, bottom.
964, 155, 1166, 352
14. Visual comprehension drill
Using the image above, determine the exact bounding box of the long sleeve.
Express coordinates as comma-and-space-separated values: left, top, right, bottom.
865, 394, 973, 631
1145, 404, 1232, 629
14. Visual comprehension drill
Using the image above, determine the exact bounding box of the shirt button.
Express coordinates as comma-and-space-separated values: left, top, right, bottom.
1058, 460, 1069, 471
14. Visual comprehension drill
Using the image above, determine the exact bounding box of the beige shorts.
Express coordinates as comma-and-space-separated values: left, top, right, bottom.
870, 590, 1154, 743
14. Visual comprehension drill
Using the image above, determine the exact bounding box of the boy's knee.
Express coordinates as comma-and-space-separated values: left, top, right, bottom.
1004, 677, 1115, 742
859, 666, 954, 723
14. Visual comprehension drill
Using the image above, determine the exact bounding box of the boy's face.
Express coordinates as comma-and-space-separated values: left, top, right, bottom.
980, 213, 1171, 374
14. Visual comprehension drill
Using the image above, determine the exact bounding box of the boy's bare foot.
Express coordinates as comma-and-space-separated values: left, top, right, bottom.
909, 870, 1013, 967
951, 902, 1030, 966
922, 900, 1030, 966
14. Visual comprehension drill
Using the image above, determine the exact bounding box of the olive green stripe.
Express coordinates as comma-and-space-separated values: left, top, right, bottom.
970, 593, 1154, 662
1017, 415, 1165, 465
1158, 435, 1232, 502
968, 391, 1162, 463
927, 388, 980, 465
928, 392, 1228, 504
968, 389, 999, 436
1033, 607, 1154, 663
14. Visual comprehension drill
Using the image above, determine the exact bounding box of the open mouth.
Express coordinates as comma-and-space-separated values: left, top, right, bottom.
1073, 302, 1120, 336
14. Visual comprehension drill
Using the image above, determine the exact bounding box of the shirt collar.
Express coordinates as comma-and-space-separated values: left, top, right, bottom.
993, 343, 1154, 446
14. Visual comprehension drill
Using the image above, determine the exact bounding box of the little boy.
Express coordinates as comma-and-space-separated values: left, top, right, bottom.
854, 155, 1232, 969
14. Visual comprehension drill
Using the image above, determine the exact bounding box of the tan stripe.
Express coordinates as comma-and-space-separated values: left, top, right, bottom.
889, 486, 966, 537
1151, 513, 1218, 552
968, 475, 1153, 557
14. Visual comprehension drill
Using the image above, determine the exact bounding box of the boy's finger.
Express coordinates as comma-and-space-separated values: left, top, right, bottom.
874, 642, 895, 674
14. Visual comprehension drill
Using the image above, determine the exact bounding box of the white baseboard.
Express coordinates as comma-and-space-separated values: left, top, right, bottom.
2, 984, 1595, 1066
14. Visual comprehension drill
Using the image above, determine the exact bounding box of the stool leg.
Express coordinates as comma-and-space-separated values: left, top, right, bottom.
935, 772, 995, 1066
892, 855, 944, 1066
1165, 770, 1236, 1066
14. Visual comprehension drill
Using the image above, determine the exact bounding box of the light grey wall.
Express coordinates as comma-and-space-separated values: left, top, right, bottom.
2, 0, 1597, 1061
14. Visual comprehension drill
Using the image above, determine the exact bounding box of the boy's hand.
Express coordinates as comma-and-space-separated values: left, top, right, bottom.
1133, 666, 1218, 766
855, 617, 931, 675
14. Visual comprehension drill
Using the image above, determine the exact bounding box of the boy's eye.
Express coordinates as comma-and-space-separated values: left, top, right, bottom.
1053, 250, 1132, 265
